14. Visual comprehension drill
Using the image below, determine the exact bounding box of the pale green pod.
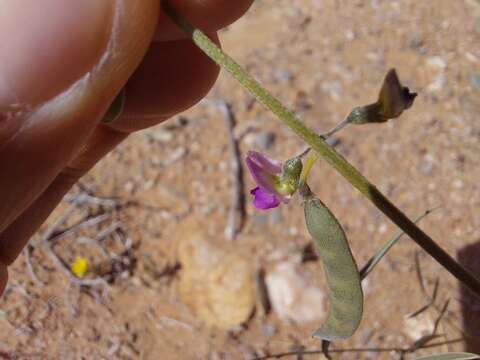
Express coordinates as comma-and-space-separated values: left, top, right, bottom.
304, 196, 363, 341
416, 353, 480, 360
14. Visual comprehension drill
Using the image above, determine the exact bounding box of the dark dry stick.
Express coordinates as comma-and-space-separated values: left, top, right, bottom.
414, 252, 480, 346
45, 213, 110, 244
24, 245, 44, 286
408, 278, 440, 318
217, 100, 246, 240
251, 339, 466, 360
32, 201, 80, 247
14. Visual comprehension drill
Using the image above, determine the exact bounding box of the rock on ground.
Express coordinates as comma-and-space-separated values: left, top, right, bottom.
176, 219, 255, 329
265, 260, 326, 324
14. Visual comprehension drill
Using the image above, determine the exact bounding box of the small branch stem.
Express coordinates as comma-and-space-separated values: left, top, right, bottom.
252, 338, 465, 360
321, 117, 352, 138
299, 151, 318, 189
162, 2, 480, 298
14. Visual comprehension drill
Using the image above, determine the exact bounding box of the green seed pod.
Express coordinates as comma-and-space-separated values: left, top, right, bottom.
304, 196, 363, 341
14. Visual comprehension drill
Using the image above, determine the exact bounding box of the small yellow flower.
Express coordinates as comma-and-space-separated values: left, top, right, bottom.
71, 256, 90, 278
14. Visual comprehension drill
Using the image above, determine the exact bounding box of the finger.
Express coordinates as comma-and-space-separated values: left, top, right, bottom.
0, 0, 112, 108
155, 0, 254, 41
0, 0, 245, 272
0, 125, 126, 265
0, 32, 222, 258
0, 0, 159, 234
110, 33, 220, 132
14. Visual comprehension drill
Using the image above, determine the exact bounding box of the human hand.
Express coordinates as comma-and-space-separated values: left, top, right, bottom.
0, 0, 253, 294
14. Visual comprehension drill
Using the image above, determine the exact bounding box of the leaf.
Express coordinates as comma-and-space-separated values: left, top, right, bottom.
360, 207, 438, 281
304, 196, 363, 341
416, 352, 480, 360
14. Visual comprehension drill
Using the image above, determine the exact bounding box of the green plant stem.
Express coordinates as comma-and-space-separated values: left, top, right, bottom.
162, 3, 480, 298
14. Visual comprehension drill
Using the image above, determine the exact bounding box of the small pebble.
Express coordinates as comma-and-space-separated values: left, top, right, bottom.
452, 179, 464, 189
252, 213, 269, 225
265, 261, 326, 323
325, 136, 341, 147
427, 73, 446, 92
164, 147, 187, 165
408, 33, 424, 50
345, 29, 355, 41
255, 131, 276, 150
270, 208, 282, 223
146, 129, 174, 143
262, 323, 277, 337
320, 81, 343, 101
470, 73, 480, 90
418, 154, 436, 175
273, 68, 294, 83
378, 223, 388, 234
426, 56, 447, 70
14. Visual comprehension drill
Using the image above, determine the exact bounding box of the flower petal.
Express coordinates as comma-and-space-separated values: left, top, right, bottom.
246, 155, 279, 194
246, 151, 282, 174
250, 187, 281, 209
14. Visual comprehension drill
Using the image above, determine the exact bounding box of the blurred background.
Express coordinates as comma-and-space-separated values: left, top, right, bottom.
0, 0, 479, 358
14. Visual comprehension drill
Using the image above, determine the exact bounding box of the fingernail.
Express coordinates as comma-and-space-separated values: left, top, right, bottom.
0, 0, 113, 108
102, 88, 126, 123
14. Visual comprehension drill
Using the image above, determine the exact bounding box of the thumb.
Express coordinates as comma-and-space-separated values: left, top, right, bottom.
0, 0, 159, 233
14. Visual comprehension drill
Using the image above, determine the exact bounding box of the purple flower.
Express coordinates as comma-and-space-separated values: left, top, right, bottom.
245, 151, 290, 210
250, 187, 281, 209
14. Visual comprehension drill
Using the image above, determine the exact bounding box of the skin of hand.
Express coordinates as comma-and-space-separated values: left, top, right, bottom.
0, 0, 254, 295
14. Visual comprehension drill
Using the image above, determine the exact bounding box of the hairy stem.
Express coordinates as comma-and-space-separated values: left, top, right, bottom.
162, 3, 480, 298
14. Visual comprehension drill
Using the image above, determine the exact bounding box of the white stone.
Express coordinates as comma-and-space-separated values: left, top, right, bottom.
403, 312, 434, 340
265, 261, 326, 324
426, 56, 447, 70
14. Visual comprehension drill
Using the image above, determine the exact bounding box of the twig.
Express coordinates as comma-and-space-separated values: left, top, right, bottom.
45, 213, 110, 244
414, 253, 480, 345
23, 245, 44, 286
433, 299, 450, 335
255, 268, 271, 316
407, 300, 450, 353
64, 192, 118, 207
408, 277, 440, 318
217, 100, 246, 240
94, 221, 121, 242
158, 316, 194, 331
31, 201, 80, 247
251, 338, 465, 360
76, 236, 110, 258
415, 251, 428, 296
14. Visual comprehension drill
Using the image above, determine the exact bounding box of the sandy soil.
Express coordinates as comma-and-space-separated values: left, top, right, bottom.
1, 0, 479, 359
